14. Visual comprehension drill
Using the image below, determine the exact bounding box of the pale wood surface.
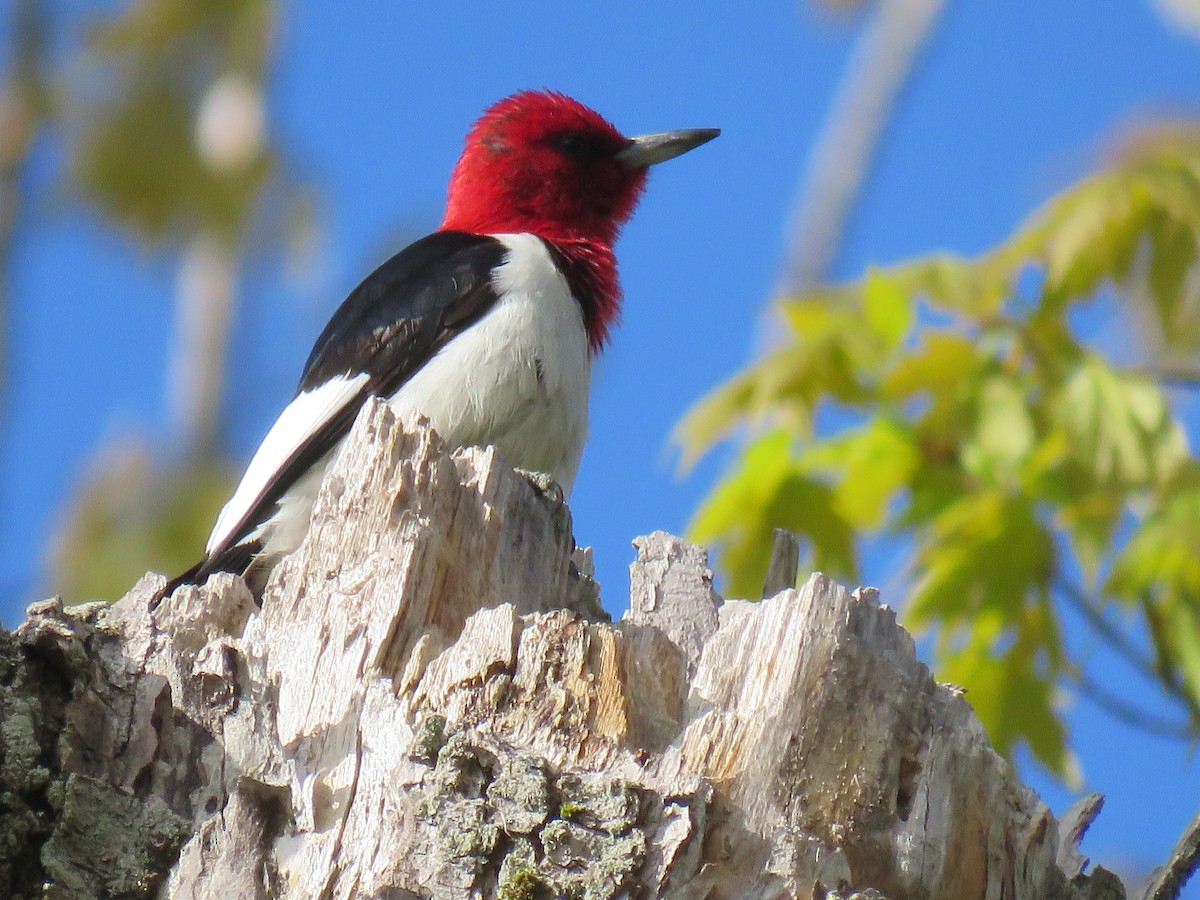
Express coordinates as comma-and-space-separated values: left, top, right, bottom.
1, 400, 1127, 899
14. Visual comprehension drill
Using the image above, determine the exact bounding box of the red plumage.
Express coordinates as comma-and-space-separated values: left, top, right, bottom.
441, 91, 648, 349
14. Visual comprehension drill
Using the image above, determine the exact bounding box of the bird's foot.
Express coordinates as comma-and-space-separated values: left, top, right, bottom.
515, 468, 564, 504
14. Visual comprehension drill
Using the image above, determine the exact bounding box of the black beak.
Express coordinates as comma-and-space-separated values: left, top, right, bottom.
616, 128, 720, 168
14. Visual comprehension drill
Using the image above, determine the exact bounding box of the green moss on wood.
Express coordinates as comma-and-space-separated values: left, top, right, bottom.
410, 713, 447, 765
499, 865, 549, 900
41, 774, 189, 898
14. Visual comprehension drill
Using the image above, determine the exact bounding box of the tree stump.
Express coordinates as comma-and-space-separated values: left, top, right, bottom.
0, 400, 1127, 898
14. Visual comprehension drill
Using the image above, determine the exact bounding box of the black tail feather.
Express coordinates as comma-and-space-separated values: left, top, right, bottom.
160, 559, 206, 600
157, 539, 265, 606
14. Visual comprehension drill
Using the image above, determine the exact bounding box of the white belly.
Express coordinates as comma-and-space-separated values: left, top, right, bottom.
248, 232, 591, 562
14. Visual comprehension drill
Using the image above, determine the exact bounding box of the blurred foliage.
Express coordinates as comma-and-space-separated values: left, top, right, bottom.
0, 0, 51, 394
51, 443, 236, 602
45, 0, 307, 598
71, 0, 279, 245
680, 125, 1200, 778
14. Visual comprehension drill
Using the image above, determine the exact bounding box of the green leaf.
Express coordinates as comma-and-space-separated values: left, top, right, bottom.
938, 603, 1070, 777
1164, 599, 1200, 708
1146, 210, 1198, 335
680, 124, 1200, 775
1055, 355, 1187, 488
675, 372, 761, 468
689, 430, 794, 599
961, 376, 1036, 485
769, 474, 857, 584
1040, 176, 1137, 304
74, 0, 281, 244
50, 442, 237, 602
689, 430, 856, 597
1108, 473, 1200, 604
909, 491, 1054, 623
901, 256, 1010, 318
799, 418, 919, 527
863, 268, 914, 351
1057, 487, 1123, 585
881, 331, 980, 399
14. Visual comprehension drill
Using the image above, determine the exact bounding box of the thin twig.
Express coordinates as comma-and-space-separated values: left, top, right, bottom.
1056, 580, 1200, 721
171, 232, 238, 457
1138, 592, 1200, 722
1058, 577, 1199, 734
780, 0, 949, 291
1056, 579, 1162, 686
1128, 365, 1200, 389
1066, 668, 1194, 741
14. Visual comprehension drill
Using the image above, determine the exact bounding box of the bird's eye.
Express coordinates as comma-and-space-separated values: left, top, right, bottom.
557, 133, 593, 159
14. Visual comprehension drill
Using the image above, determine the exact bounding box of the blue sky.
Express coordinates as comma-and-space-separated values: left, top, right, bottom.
3, 0, 1199, 887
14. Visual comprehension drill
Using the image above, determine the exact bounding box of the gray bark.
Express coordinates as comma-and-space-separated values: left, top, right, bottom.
0, 399, 1133, 898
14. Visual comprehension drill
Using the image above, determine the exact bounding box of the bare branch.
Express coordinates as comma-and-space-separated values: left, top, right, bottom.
780, 0, 949, 291
1057, 579, 1161, 684
1126, 364, 1200, 388
1066, 668, 1194, 741
1057, 578, 1200, 735
170, 233, 238, 456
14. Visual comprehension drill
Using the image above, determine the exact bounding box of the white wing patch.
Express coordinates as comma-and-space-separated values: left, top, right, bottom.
205, 372, 369, 554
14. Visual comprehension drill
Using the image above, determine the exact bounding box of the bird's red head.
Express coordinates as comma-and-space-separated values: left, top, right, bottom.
441, 91, 646, 246
441, 91, 718, 349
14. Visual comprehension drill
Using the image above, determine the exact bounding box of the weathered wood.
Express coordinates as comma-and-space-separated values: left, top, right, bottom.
760, 528, 800, 599
1138, 808, 1200, 900
1058, 794, 1104, 879
0, 400, 1132, 898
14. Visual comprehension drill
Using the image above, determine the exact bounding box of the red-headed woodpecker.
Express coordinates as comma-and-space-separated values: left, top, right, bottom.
168, 90, 718, 594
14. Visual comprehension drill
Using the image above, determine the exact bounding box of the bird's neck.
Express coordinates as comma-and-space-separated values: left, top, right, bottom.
539, 237, 620, 353
440, 223, 620, 352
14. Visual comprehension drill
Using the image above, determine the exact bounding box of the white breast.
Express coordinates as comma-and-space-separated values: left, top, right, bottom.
386, 232, 592, 492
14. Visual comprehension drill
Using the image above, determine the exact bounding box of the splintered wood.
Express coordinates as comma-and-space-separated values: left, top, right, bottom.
15, 400, 1119, 899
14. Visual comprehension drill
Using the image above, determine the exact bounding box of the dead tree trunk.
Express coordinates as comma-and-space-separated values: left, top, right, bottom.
0, 399, 1133, 898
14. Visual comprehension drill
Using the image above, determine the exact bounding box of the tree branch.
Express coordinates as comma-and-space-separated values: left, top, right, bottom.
1065, 667, 1195, 741
170, 232, 238, 457
1057, 579, 1160, 683
1127, 364, 1200, 389
779, 0, 948, 291
1057, 579, 1200, 735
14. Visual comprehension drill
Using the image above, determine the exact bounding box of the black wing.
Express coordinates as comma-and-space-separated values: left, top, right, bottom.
173, 230, 508, 590
299, 231, 507, 394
